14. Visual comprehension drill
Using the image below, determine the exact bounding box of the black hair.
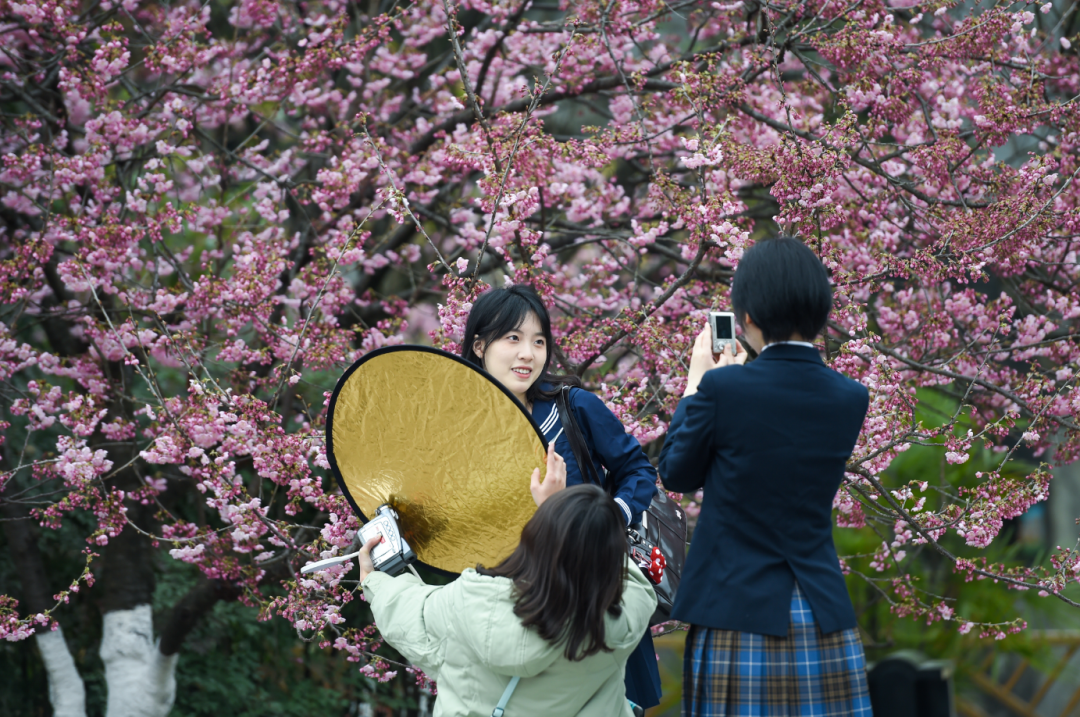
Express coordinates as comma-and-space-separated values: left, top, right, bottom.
459, 284, 580, 405
730, 235, 833, 344
478, 484, 628, 661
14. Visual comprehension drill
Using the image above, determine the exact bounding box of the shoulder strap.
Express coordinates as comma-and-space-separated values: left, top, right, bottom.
554, 386, 606, 491
491, 676, 521, 717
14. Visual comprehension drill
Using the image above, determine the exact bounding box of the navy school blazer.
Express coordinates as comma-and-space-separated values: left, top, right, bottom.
657, 344, 870, 636
531, 385, 658, 524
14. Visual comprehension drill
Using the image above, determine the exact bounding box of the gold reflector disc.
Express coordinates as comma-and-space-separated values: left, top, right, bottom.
326, 346, 547, 575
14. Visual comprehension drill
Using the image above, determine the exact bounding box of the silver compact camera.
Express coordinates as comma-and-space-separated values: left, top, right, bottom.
709, 311, 738, 356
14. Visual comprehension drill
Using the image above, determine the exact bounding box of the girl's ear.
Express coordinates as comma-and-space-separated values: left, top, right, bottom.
472, 339, 485, 361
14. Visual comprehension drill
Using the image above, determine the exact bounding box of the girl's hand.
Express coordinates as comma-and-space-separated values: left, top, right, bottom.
357, 534, 383, 583
684, 324, 746, 397
530, 444, 566, 507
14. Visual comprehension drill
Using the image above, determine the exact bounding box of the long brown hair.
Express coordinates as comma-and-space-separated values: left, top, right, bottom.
479, 484, 629, 661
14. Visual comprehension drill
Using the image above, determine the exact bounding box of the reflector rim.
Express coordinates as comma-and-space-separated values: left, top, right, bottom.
324, 344, 549, 577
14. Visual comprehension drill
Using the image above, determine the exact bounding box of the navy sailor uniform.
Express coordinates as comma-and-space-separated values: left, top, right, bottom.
531, 385, 657, 524
531, 384, 663, 709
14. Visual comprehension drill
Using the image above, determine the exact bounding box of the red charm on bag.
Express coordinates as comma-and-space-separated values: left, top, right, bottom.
647, 547, 666, 584
632, 545, 666, 585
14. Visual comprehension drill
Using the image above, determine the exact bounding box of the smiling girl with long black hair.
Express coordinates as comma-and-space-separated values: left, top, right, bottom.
458, 284, 662, 712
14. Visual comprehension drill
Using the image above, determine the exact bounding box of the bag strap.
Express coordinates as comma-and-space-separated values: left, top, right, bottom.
554, 386, 606, 491
491, 676, 521, 717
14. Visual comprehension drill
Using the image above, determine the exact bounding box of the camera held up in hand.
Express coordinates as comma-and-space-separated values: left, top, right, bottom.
360, 504, 417, 576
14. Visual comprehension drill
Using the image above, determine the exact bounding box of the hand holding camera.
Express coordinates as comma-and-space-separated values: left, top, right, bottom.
356, 504, 416, 581
684, 313, 747, 397
357, 533, 381, 582
303, 504, 416, 581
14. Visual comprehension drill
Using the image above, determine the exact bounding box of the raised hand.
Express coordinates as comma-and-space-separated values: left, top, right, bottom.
684, 324, 747, 396
530, 443, 567, 507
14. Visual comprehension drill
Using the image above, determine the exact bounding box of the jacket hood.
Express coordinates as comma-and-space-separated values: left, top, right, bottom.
450, 568, 647, 677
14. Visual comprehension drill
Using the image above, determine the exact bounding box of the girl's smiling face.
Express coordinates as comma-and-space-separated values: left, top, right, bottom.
473, 312, 548, 407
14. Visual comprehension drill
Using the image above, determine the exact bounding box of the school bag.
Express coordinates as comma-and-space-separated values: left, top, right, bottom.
555, 386, 687, 626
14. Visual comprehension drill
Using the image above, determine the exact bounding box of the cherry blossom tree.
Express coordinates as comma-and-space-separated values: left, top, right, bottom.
2, 0, 1079, 712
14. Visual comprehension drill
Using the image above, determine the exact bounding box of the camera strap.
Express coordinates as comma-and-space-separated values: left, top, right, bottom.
491, 675, 521, 717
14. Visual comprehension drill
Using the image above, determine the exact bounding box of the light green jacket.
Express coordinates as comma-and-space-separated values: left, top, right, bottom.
362, 557, 657, 717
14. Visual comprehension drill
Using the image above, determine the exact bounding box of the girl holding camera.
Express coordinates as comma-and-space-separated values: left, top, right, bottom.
659, 236, 873, 716
457, 285, 663, 713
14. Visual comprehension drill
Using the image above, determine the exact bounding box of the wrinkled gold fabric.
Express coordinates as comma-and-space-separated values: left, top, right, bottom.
330, 349, 546, 574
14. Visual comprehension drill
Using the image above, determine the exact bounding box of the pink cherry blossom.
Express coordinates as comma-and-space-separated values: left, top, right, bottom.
3, 0, 1079, 687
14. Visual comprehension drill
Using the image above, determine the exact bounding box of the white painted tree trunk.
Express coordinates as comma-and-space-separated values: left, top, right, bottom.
35, 626, 87, 717
100, 604, 179, 717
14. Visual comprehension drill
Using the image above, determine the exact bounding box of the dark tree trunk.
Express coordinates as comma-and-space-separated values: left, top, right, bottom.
95, 359, 157, 615
158, 578, 242, 656
0, 500, 53, 615
95, 453, 157, 614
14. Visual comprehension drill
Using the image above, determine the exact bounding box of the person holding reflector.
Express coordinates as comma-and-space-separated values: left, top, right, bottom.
357, 449, 657, 717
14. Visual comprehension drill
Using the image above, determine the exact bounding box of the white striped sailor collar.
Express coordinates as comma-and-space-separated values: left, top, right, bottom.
536, 400, 559, 436
536, 402, 565, 445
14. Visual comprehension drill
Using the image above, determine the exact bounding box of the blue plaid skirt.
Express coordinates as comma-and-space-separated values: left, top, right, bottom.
683, 584, 873, 717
